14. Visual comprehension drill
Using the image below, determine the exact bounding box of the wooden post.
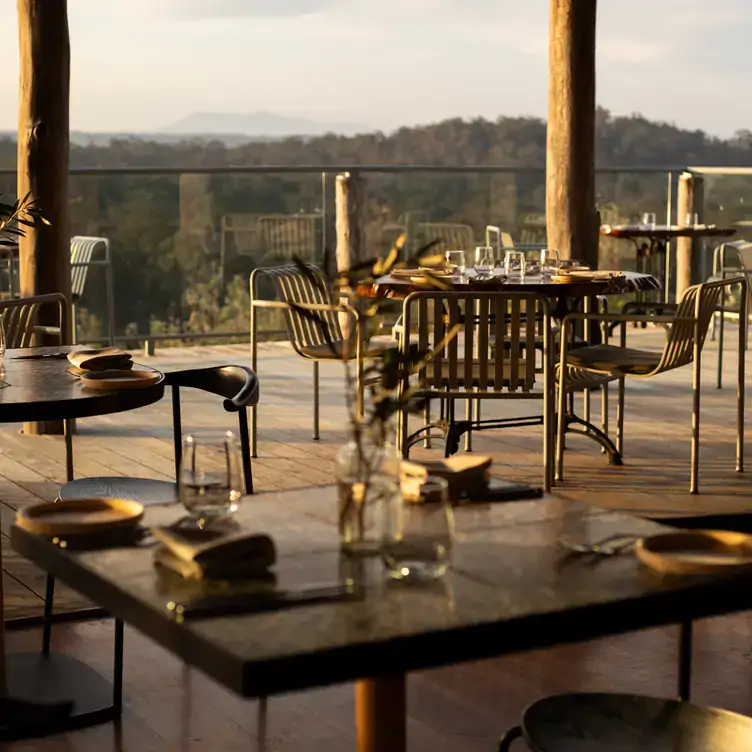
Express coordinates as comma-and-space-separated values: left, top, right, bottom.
335, 172, 366, 339
17, 0, 72, 436
546, 0, 599, 267
675, 172, 694, 302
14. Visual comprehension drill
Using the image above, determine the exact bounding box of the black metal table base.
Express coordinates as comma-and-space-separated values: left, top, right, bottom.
0, 651, 119, 741
562, 412, 623, 466
405, 409, 623, 466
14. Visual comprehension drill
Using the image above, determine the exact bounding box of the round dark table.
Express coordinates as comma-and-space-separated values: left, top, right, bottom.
371, 270, 660, 319
0, 346, 165, 740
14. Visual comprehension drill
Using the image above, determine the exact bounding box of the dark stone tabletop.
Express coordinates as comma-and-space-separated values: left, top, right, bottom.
12, 486, 752, 698
0, 347, 165, 423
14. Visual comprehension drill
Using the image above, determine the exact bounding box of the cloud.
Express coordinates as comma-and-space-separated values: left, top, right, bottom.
167, 0, 336, 19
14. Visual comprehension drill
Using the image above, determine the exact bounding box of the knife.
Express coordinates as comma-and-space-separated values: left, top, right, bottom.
167, 582, 361, 620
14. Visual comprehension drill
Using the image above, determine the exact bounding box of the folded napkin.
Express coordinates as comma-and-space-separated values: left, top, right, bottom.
67, 347, 133, 372
153, 523, 276, 580
400, 455, 492, 502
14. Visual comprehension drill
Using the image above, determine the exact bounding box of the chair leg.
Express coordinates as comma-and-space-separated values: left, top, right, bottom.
600, 381, 609, 453
464, 399, 473, 452
171, 386, 182, 481
717, 308, 725, 389
498, 726, 523, 751
690, 355, 701, 494
423, 401, 431, 449
738, 291, 747, 473
616, 378, 626, 457
238, 408, 254, 495
556, 383, 567, 482
312, 361, 320, 441
113, 618, 124, 712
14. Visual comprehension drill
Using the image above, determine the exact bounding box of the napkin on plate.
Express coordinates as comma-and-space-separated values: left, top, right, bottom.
152, 523, 276, 580
67, 347, 133, 372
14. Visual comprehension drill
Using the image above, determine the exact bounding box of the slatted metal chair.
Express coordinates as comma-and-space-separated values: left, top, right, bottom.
70, 236, 115, 345
250, 264, 369, 455
0, 293, 68, 348
710, 240, 752, 388
417, 222, 475, 254
498, 693, 752, 752
396, 291, 555, 490
557, 277, 747, 493
258, 215, 321, 264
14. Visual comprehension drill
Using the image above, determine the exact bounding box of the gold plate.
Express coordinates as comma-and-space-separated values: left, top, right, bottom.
80, 369, 161, 391
16, 498, 145, 536
636, 530, 752, 575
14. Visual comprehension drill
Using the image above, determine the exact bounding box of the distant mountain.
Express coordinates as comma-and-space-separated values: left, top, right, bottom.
158, 111, 370, 139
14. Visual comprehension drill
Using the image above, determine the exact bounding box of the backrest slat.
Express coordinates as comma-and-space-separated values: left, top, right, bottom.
432, 297, 444, 387
509, 298, 521, 392
464, 296, 474, 388
446, 297, 459, 390
478, 297, 489, 391
494, 296, 505, 392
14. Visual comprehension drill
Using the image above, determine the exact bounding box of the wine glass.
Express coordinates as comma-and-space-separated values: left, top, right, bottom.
445, 250, 466, 280
474, 246, 495, 278
504, 250, 526, 278
179, 432, 244, 526
642, 212, 657, 230
381, 475, 454, 581
540, 248, 560, 277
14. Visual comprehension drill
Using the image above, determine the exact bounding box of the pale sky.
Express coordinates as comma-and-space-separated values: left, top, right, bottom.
0, 0, 748, 136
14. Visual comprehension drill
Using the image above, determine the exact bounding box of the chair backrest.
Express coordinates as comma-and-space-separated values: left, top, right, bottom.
400, 291, 551, 396
658, 278, 736, 373
164, 366, 259, 412
70, 236, 109, 298
258, 215, 321, 263
0, 293, 67, 348
715, 240, 752, 275
417, 222, 475, 254
259, 265, 344, 349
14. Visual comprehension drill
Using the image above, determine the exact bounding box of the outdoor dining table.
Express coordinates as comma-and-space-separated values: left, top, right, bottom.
372, 269, 660, 464
12, 484, 752, 751
0, 346, 165, 736
600, 224, 737, 304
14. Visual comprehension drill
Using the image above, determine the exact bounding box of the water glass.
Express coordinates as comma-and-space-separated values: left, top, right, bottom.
339, 473, 400, 557
381, 476, 454, 581
540, 248, 560, 276
504, 250, 526, 278
474, 246, 495, 277
179, 432, 244, 525
445, 250, 466, 280
642, 212, 657, 230
685, 212, 699, 227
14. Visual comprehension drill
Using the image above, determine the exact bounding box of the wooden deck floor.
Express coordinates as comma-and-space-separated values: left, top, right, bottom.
3, 327, 752, 750
1, 326, 751, 619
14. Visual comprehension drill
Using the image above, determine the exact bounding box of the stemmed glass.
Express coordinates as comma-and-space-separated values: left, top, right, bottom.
474, 246, 495, 278
642, 212, 657, 230
445, 250, 466, 281
178, 432, 244, 527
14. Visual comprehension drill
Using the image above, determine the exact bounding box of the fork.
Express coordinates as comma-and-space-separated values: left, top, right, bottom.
558, 533, 638, 557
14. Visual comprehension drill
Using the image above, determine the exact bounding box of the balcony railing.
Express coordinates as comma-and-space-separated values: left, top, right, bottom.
0, 163, 748, 349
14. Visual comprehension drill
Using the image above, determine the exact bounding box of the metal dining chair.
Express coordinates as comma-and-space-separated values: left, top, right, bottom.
0, 293, 68, 348
498, 693, 752, 751
557, 277, 747, 493
69, 236, 115, 346
710, 240, 752, 388
396, 290, 555, 490
250, 264, 375, 455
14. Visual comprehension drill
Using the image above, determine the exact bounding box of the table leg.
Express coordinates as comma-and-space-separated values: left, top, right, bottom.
356, 675, 407, 752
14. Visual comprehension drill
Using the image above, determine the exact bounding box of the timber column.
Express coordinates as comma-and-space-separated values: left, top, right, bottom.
17, 0, 72, 434
546, 0, 599, 267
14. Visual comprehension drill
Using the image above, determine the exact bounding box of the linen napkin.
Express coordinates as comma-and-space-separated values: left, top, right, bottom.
153, 523, 276, 580
67, 346, 133, 372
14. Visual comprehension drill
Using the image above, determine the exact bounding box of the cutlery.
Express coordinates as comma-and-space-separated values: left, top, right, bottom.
558, 533, 638, 558
12, 352, 70, 360
167, 582, 361, 620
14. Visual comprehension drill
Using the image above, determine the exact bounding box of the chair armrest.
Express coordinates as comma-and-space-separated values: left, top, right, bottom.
250, 299, 357, 317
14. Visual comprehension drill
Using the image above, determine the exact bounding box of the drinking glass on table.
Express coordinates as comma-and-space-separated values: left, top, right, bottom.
642, 212, 657, 230
445, 250, 466, 281
504, 250, 526, 278
474, 246, 495, 278
685, 212, 700, 227
381, 475, 454, 582
540, 248, 560, 277
179, 432, 243, 526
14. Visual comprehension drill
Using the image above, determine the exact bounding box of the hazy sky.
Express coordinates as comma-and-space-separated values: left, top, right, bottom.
0, 0, 748, 135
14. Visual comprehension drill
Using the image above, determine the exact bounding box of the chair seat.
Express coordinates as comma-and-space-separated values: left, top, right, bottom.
519, 693, 752, 752
297, 340, 390, 361
566, 344, 661, 375
58, 476, 178, 507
